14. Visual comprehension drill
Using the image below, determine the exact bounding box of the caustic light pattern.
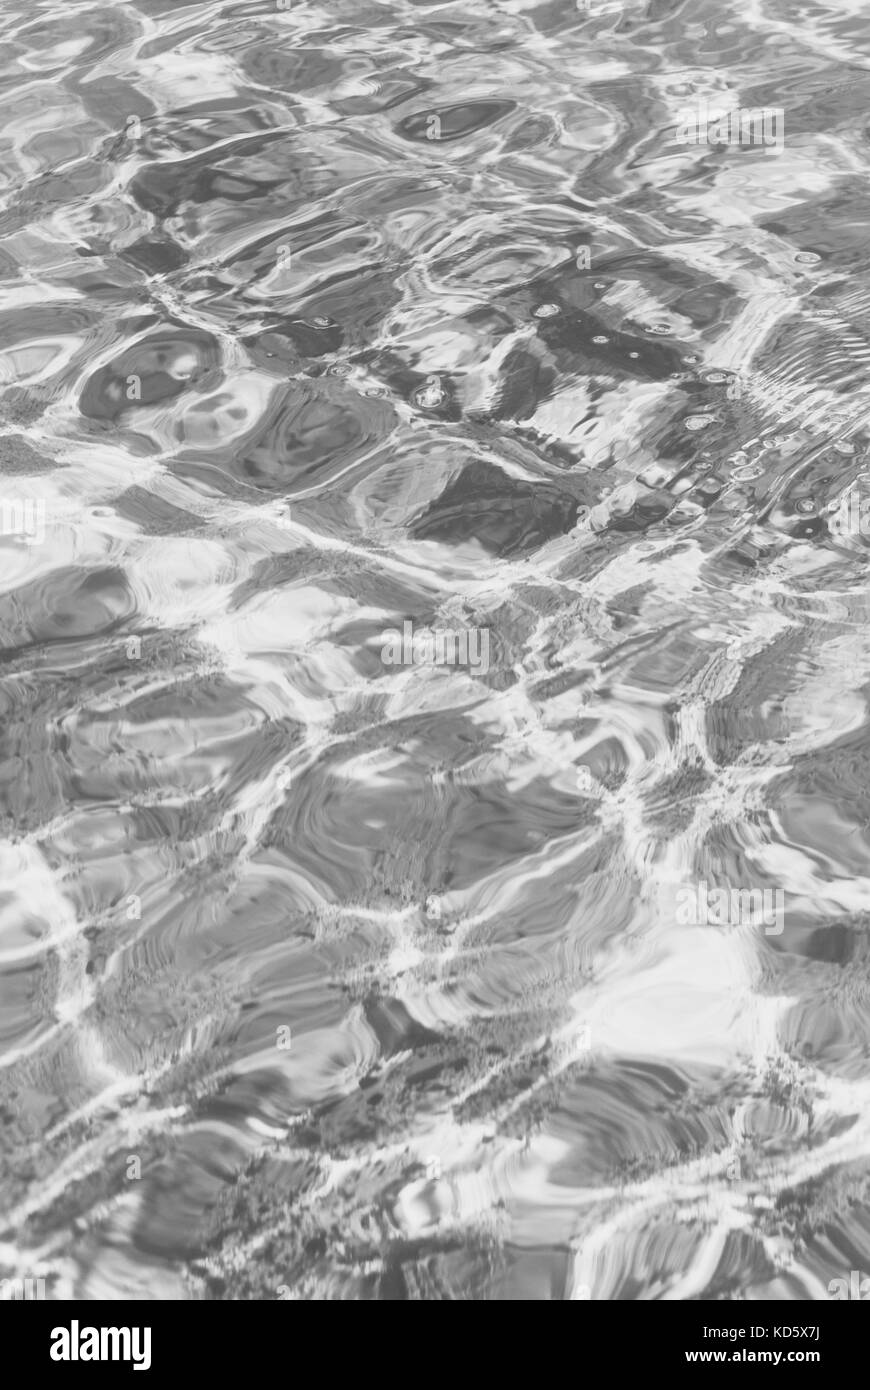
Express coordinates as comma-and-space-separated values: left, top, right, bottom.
1, 0, 870, 1303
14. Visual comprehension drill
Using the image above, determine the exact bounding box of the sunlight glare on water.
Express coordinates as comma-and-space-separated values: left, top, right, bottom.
1, 0, 870, 1304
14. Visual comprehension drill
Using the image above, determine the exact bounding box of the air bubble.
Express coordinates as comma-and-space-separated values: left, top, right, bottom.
424, 894, 442, 922
685, 415, 714, 431
795, 251, 821, 264
592, 334, 609, 344
534, 303, 560, 318
576, 765, 595, 792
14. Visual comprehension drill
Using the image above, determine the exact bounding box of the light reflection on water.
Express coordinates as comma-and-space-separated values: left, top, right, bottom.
1, 0, 870, 1301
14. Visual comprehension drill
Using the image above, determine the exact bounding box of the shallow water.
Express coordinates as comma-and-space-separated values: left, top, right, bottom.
2, 0, 870, 1301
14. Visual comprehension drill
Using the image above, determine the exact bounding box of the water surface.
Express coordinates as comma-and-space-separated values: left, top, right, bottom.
2, 0, 870, 1301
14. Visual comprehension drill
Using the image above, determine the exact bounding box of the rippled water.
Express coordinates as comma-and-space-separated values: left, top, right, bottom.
3, 0, 870, 1303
